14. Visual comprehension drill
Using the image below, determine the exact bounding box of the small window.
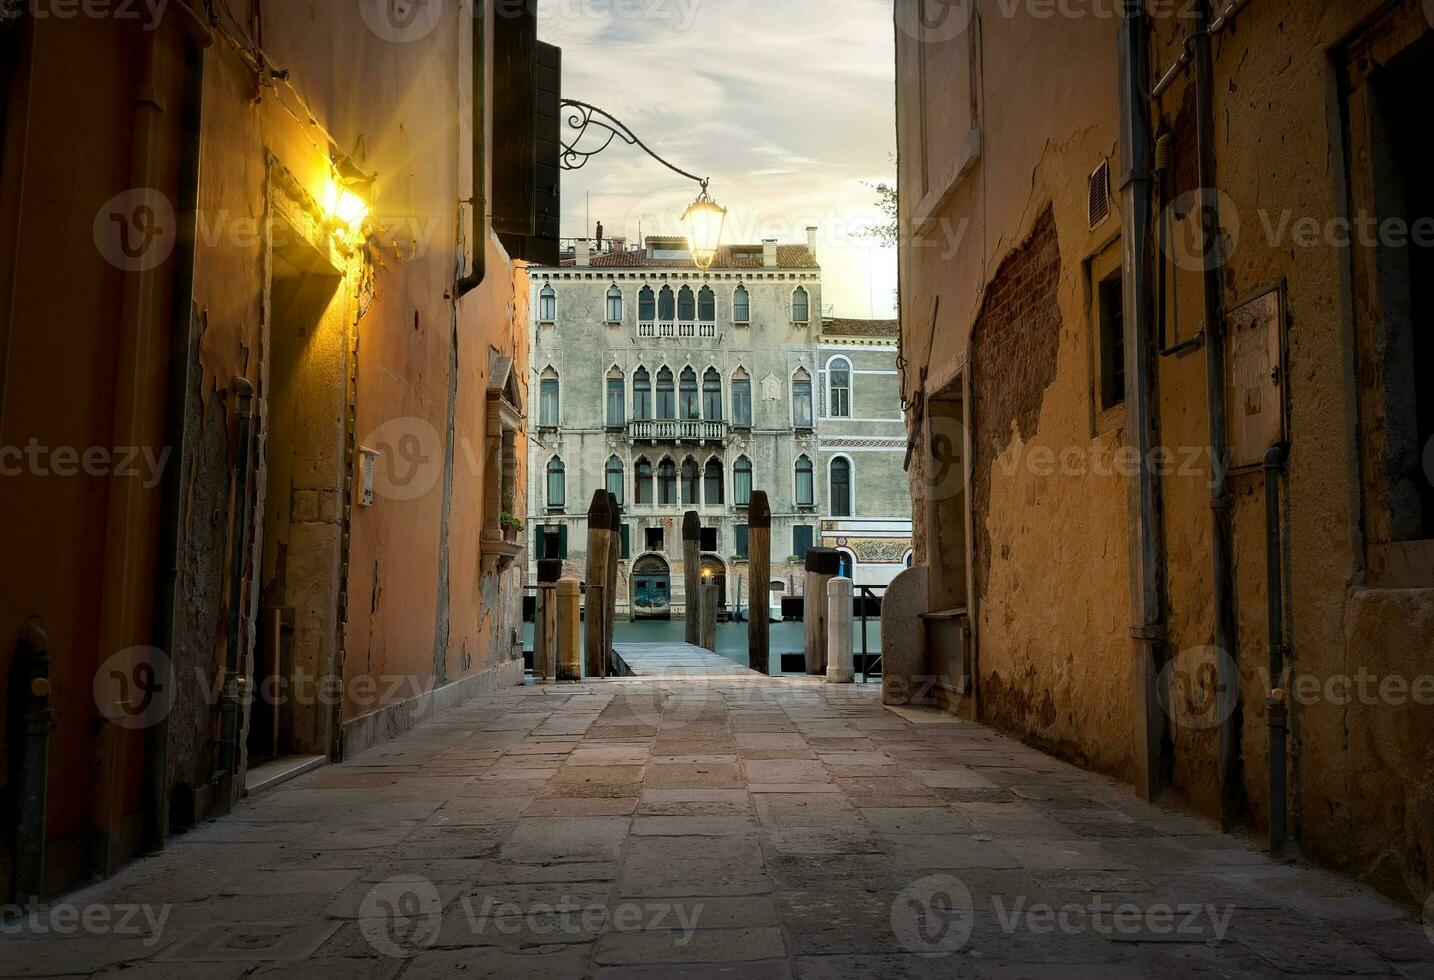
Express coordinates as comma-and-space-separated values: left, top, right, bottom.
633, 368, 652, 421
681, 458, 700, 506
792, 370, 814, 429
546, 457, 566, 510
701, 527, 718, 552
679, 368, 699, 420
606, 456, 625, 505
792, 286, 809, 323
639, 285, 656, 321
1098, 270, 1126, 411
606, 369, 625, 428
828, 357, 851, 418
703, 368, 723, 420
732, 371, 752, 427
539, 372, 559, 427
830, 457, 852, 517
698, 286, 716, 322
657, 368, 676, 420
539, 283, 556, 322
704, 458, 724, 506
606, 285, 624, 323
658, 285, 676, 321
733, 284, 750, 323
793, 525, 814, 560
635, 457, 654, 505
795, 455, 814, 507
645, 526, 665, 552
734, 456, 752, 506
678, 286, 696, 321
658, 459, 678, 506
619, 524, 631, 560
538, 524, 567, 560
735, 525, 750, 559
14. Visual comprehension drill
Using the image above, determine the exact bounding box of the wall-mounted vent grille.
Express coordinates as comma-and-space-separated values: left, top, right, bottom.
1088, 159, 1112, 230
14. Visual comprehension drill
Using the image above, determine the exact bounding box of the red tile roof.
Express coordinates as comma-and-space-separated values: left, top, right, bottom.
822, 318, 899, 338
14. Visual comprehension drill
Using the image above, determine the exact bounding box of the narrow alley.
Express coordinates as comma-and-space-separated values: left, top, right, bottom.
3, 662, 1428, 977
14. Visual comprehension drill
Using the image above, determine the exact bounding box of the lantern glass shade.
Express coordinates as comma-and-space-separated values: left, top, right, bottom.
683, 191, 727, 272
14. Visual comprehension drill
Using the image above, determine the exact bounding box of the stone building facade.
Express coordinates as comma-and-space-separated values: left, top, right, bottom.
527, 235, 912, 619
894, 0, 1434, 905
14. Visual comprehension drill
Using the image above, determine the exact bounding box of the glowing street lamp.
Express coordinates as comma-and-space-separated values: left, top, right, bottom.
560, 99, 727, 266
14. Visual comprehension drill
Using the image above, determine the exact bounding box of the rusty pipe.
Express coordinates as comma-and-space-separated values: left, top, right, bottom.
8, 619, 52, 902
1263, 442, 1290, 856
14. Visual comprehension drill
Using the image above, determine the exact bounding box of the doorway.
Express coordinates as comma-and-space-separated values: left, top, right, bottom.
631, 554, 672, 619
247, 209, 346, 774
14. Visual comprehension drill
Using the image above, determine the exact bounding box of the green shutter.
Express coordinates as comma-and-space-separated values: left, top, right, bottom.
620, 524, 631, 560
558, 524, 569, 559
794, 525, 813, 559
736, 525, 749, 559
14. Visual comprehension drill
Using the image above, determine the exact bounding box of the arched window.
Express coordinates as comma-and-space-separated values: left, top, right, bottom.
795, 455, 815, 507
704, 458, 724, 506
639, 285, 656, 321
635, 457, 654, 505
703, 368, 722, 420
658, 458, 678, 506
733, 284, 750, 323
658, 285, 675, 321
698, 286, 716, 322
681, 457, 700, 506
791, 286, 809, 323
606, 285, 623, 322
828, 357, 851, 419
734, 456, 753, 506
606, 367, 625, 428
539, 283, 556, 322
633, 368, 652, 421
830, 457, 852, 517
678, 285, 696, 321
606, 456, 625, 505
546, 457, 566, 509
792, 368, 813, 429
657, 368, 675, 420
679, 368, 699, 420
539, 368, 560, 427
731, 369, 752, 427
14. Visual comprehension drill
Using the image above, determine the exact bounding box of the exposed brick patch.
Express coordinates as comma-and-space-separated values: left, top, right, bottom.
970, 203, 1063, 609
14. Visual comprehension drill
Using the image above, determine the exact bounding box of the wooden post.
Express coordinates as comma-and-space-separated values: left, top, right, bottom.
585, 490, 613, 679
804, 548, 840, 675
535, 558, 562, 681
556, 577, 582, 681
604, 493, 622, 676
747, 491, 771, 675
701, 580, 718, 652
682, 510, 702, 646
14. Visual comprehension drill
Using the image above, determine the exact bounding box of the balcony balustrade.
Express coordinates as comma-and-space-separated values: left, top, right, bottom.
628, 418, 728, 443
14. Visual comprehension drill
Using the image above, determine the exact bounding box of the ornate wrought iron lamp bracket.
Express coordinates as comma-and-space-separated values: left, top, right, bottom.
559, 99, 710, 193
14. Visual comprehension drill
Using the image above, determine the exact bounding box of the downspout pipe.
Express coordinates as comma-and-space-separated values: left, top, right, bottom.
455, 4, 486, 298
1263, 442, 1290, 856
1118, 0, 1171, 800
1193, 0, 1244, 829
216, 378, 255, 815
147, 10, 209, 855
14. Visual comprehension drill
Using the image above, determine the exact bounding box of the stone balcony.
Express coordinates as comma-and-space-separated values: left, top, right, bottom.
628, 419, 728, 444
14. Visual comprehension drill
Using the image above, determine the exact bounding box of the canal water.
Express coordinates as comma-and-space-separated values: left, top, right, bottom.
522, 617, 885, 678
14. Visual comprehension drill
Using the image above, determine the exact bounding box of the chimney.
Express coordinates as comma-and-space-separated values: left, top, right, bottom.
806, 226, 819, 259
610, 236, 627, 253
763, 239, 778, 269
575, 239, 591, 267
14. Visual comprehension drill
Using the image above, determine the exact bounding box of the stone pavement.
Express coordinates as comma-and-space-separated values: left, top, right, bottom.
3, 675, 1432, 979
612, 642, 755, 677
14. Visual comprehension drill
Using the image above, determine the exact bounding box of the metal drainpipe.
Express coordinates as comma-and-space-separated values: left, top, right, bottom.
216, 378, 255, 814
147, 12, 209, 855
1118, 0, 1171, 799
9, 619, 52, 901
455, 5, 486, 297
1263, 442, 1290, 856
1193, 0, 1243, 828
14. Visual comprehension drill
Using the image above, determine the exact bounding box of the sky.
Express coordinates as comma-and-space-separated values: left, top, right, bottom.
539, 0, 898, 319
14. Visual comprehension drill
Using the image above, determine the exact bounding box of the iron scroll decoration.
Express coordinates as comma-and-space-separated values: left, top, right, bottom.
559, 99, 710, 192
